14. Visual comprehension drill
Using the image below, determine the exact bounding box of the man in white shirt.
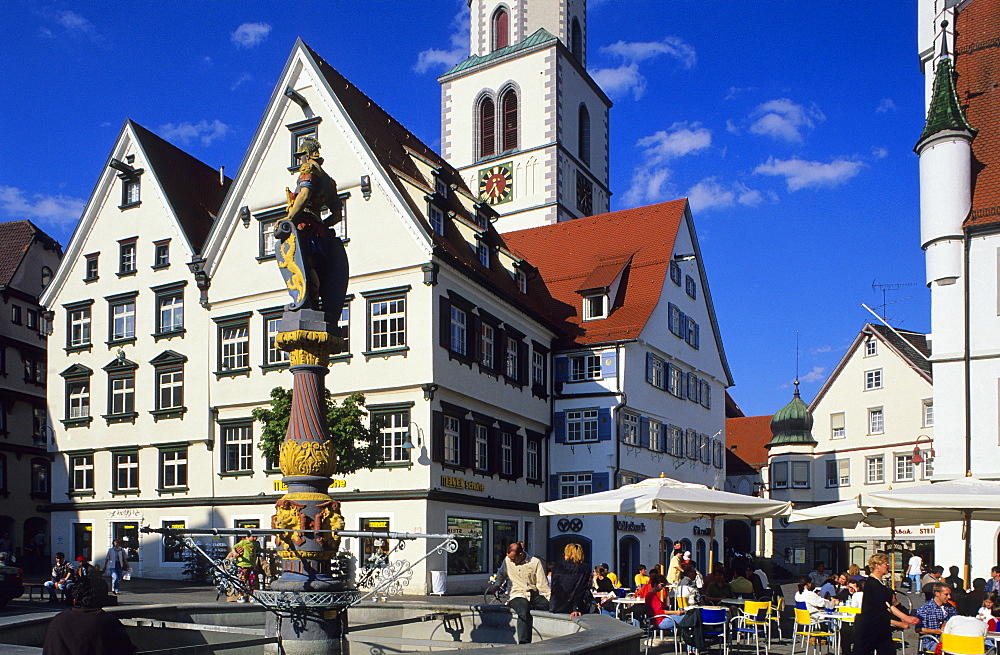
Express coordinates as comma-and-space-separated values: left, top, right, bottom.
808, 562, 829, 587
495, 542, 551, 644
907, 554, 923, 591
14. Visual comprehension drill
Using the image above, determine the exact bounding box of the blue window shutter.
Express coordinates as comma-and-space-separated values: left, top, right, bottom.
693, 323, 700, 349
592, 472, 610, 492
550, 474, 561, 500
668, 303, 678, 334
679, 311, 688, 339
554, 411, 566, 443
639, 416, 650, 449
646, 352, 654, 384
600, 350, 617, 378
661, 423, 670, 453
597, 407, 612, 441
554, 356, 569, 383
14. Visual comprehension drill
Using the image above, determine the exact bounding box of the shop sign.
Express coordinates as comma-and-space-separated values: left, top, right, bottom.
109, 509, 142, 519
440, 475, 485, 492
616, 520, 646, 532
894, 527, 935, 536
274, 479, 346, 491
448, 519, 483, 538
557, 518, 583, 533
693, 527, 712, 536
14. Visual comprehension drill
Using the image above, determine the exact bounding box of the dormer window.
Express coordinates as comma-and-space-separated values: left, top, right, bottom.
583, 294, 608, 320
477, 239, 490, 268
428, 205, 444, 235
435, 175, 448, 198
515, 268, 527, 294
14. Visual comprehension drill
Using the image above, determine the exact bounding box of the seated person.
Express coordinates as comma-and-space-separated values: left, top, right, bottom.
818, 574, 839, 599
942, 597, 987, 639
592, 566, 616, 615
702, 570, 733, 604
645, 577, 688, 630
916, 582, 957, 653
730, 569, 755, 598
634, 565, 650, 589
45, 553, 74, 603
795, 577, 837, 617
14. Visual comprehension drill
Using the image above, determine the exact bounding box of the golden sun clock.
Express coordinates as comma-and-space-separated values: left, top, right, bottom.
478, 162, 514, 205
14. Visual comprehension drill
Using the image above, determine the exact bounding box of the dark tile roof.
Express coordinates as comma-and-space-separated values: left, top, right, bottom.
504, 199, 688, 346
299, 42, 557, 328
726, 448, 758, 476
868, 324, 931, 377
956, 0, 1000, 229
725, 415, 773, 470
725, 391, 745, 418
0, 220, 60, 291
128, 120, 232, 252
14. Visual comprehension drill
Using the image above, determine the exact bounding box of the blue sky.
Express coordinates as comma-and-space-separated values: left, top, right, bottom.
0, 1, 928, 417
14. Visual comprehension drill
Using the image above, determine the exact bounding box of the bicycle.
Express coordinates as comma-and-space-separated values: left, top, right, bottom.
483, 575, 510, 605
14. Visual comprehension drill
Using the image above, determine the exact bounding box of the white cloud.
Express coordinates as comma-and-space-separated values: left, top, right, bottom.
414, 4, 470, 73
812, 345, 833, 354
621, 167, 673, 207
0, 186, 85, 229
800, 366, 827, 384
876, 98, 897, 113
747, 98, 824, 143
231, 22, 271, 49
230, 73, 252, 91
686, 177, 765, 212
591, 36, 695, 100
871, 146, 888, 160
37, 8, 99, 41
754, 156, 865, 191
158, 120, 230, 147
636, 122, 712, 165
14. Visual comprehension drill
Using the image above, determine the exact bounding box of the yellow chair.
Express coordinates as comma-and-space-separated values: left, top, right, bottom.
791, 607, 837, 655
940, 633, 986, 655
767, 595, 786, 642
731, 600, 772, 655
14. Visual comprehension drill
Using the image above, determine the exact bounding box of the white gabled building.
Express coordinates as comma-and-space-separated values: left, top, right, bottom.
507, 199, 733, 577
39, 120, 231, 572
767, 324, 934, 575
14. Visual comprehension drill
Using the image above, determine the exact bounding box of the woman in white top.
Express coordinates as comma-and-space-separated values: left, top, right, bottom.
795, 578, 837, 617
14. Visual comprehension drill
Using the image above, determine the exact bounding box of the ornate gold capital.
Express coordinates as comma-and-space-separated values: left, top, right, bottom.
279, 439, 337, 477
276, 329, 340, 366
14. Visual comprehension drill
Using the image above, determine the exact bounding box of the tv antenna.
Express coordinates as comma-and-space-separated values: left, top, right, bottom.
871, 280, 919, 323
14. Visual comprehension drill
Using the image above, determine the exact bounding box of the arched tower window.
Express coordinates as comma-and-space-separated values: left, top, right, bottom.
571, 18, 583, 61
501, 89, 518, 152
492, 8, 510, 50
479, 97, 496, 158
578, 104, 591, 166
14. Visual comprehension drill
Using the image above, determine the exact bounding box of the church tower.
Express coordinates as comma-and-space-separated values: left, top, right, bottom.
439, 0, 612, 232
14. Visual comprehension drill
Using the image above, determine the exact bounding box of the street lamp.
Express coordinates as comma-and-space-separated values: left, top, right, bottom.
911, 435, 934, 465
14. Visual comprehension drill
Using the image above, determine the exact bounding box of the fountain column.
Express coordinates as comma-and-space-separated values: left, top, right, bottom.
265, 309, 347, 655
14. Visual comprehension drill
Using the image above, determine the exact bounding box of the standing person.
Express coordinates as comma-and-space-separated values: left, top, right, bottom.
226, 534, 259, 603
45, 553, 74, 603
548, 543, 592, 617
42, 575, 136, 655
103, 541, 129, 597
854, 554, 919, 655
915, 582, 957, 653
907, 552, 923, 591
666, 546, 684, 584
494, 542, 550, 644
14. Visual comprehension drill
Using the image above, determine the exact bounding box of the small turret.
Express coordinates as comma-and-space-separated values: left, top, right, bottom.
766, 381, 816, 448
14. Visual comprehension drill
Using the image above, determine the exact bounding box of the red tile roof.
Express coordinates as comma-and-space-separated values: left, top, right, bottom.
503, 199, 688, 346
957, 0, 1000, 229
0, 220, 60, 291
725, 415, 773, 469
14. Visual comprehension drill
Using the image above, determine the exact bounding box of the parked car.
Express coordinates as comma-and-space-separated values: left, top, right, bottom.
0, 562, 24, 608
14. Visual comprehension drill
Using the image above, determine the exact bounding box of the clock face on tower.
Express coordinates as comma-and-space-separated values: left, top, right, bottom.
478, 163, 514, 205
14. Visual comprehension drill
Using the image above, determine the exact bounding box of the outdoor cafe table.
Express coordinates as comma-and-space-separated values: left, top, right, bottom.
613, 596, 645, 620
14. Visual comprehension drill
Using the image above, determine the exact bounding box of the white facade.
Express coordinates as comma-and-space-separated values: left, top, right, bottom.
440, 0, 610, 231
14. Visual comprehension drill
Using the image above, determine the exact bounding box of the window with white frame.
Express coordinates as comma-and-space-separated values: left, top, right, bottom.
686, 429, 698, 459
699, 435, 711, 464
922, 399, 934, 427
71, 454, 94, 493
68, 305, 91, 348
154, 241, 170, 268
369, 297, 406, 351
157, 369, 183, 410
221, 423, 254, 473
428, 205, 444, 235
156, 289, 184, 334
444, 415, 461, 465
160, 448, 187, 489
669, 425, 683, 457
68, 380, 90, 419
374, 410, 410, 463
668, 365, 683, 397
566, 409, 598, 442
894, 454, 914, 482
868, 408, 884, 434
865, 369, 883, 390
559, 473, 592, 499
570, 354, 601, 381
685, 275, 697, 299
265, 315, 291, 365
337, 304, 350, 354
109, 374, 135, 415
505, 336, 519, 379
500, 432, 513, 475
123, 178, 140, 206
477, 239, 490, 268
826, 459, 849, 487
30, 459, 49, 495
866, 455, 885, 484
526, 439, 539, 480
260, 219, 277, 258
621, 413, 640, 445
771, 461, 788, 489
831, 412, 845, 439
650, 356, 664, 389
479, 323, 495, 369
865, 339, 877, 357
475, 424, 489, 470
583, 294, 607, 320
649, 419, 662, 451
119, 241, 137, 274
532, 350, 545, 387
109, 297, 136, 341
921, 451, 934, 479
220, 322, 250, 371
113, 452, 139, 491
450, 306, 467, 356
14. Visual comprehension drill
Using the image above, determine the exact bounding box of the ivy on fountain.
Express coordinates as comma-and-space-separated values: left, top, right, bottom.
252, 387, 383, 474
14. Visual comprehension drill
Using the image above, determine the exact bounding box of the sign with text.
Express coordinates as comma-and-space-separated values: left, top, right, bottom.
440, 476, 485, 492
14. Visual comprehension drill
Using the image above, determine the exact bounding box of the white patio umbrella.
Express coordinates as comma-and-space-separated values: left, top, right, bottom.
539, 475, 792, 573
859, 477, 1000, 589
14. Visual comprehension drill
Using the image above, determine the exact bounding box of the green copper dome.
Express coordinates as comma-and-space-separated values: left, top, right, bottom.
916, 39, 976, 148
766, 382, 816, 448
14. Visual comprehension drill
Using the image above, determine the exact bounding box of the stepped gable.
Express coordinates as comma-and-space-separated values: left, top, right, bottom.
301, 42, 555, 326
956, 0, 1000, 229
504, 199, 687, 346
129, 120, 232, 251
